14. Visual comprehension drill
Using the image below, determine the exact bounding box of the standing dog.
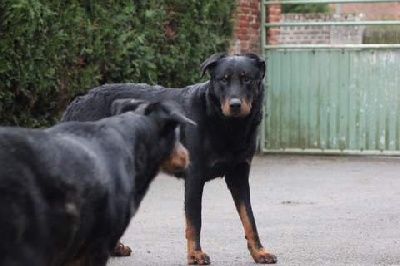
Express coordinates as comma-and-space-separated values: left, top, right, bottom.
0, 101, 193, 266
61, 53, 277, 264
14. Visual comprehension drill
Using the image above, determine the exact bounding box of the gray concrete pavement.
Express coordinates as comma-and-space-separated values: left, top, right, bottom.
109, 155, 400, 266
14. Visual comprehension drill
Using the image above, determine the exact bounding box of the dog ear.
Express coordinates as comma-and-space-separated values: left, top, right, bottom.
110, 99, 147, 115
162, 102, 196, 126
143, 102, 196, 138
166, 109, 196, 126
144, 101, 196, 126
200, 53, 228, 78
244, 53, 266, 79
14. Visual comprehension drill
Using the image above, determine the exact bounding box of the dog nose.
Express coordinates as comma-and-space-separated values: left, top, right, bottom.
229, 98, 241, 111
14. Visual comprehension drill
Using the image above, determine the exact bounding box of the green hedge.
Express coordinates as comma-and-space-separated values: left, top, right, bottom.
0, 0, 235, 127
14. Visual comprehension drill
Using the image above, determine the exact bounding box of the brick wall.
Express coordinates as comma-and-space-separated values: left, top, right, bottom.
280, 13, 364, 45
229, 1, 399, 54
230, 0, 282, 53
266, 2, 281, 45
230, 0, 262, 54
332, 3, 400, 20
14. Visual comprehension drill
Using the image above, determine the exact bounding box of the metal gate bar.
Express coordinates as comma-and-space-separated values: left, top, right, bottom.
261, 0, 400, 155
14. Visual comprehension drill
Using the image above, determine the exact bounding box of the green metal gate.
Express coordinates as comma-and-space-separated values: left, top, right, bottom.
261, 0, 400, 155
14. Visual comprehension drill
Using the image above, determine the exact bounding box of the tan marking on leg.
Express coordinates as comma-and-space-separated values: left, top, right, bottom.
185, 216, 210, 265
185, 216, 196, 256
238, 203, 259, 250
238, 203, 277, 264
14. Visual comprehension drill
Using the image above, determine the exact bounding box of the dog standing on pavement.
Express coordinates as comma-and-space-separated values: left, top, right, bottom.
0, 100, 193, 266
61, 53, 277, 264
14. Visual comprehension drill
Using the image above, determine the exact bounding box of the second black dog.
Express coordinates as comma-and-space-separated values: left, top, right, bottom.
0, 101, 192, 266
61, 53, 277, 264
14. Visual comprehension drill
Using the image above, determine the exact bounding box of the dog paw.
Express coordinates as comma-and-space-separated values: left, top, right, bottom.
187, 250, 210, 265
250, 248, 277, 264
110, 241, 132, 257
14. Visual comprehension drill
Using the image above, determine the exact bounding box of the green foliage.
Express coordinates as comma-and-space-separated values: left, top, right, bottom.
0, 0, 235, 127
282, 1, 329, 14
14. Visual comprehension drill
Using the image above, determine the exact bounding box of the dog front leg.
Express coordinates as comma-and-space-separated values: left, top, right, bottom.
225, 164, 277, 264
185, 177, 210, 265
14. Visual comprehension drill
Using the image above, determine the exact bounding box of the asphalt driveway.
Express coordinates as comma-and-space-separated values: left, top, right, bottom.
109, 155, 400, 266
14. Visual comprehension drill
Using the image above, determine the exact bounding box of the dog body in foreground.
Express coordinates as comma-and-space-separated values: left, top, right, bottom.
61, 53, 277, 264
0, 101, 191, 266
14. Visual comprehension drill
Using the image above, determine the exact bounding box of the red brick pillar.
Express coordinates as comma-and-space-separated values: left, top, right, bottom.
230, 0, 281, 53
230, 0, 262, 54
266, 1, 281, 45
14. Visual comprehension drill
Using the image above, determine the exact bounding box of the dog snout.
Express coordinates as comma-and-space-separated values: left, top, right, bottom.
160, 141, 190, 174
229, 98, 242, 112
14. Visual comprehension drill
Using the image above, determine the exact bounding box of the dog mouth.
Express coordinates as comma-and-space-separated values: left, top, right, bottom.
228, 110, 243, 118
160, 164, 187, 176
221, 98, 251, 117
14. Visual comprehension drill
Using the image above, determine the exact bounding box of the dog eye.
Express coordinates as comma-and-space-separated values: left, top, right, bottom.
220, 74, 229, 83
243, 77, 250, 83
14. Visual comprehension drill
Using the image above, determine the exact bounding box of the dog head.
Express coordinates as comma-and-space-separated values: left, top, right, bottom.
111, 99, 195, 174
200, 53, 265, 118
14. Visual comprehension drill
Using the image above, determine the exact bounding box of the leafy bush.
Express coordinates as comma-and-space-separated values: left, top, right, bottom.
0, 0, 235, 127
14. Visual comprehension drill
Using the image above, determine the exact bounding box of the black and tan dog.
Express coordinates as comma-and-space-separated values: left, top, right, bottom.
61, 53, 277, 264
0, 100, 193, 266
